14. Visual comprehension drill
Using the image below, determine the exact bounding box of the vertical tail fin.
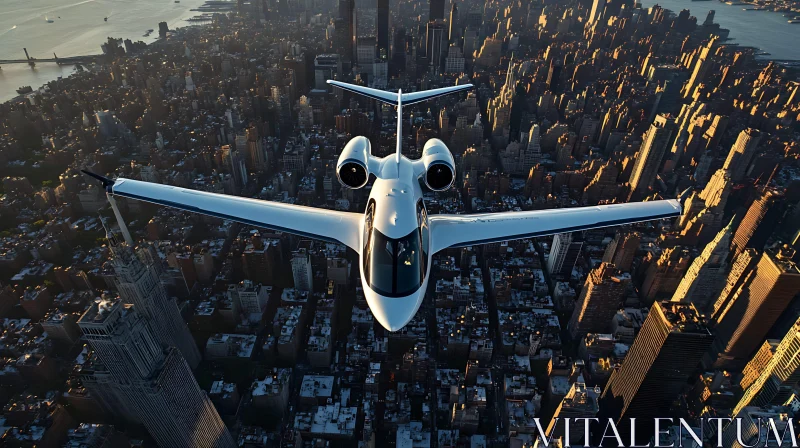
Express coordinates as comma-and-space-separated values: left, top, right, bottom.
396, 89, 402, 164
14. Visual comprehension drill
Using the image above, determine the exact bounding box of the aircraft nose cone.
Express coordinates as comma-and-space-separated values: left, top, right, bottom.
364, 289, 417, 332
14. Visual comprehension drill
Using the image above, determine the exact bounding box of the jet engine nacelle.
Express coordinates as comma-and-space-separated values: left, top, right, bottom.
421, 139, 455, 191
337, 136, 371, 189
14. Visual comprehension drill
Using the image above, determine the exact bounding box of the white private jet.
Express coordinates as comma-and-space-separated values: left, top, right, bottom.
83, 80, 683, 331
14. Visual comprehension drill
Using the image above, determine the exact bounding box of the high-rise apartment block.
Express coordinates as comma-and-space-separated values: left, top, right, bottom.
731, 188, 786, 257
548, 233, 583, 278
599, 302, 713, 443
733, 317, 800, 416
713, 245, 800, 369
546, 382, 601, 445
568, 263, 630, 338
723, 128, 763, 182
738, 339, 780, 395
602, 231, 640, 272
670, 221, 733, 310
291, 247, 314, 292
628, 114, 676, 200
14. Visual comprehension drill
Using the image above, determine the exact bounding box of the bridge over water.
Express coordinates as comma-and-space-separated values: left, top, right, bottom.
0, 48, 104, 68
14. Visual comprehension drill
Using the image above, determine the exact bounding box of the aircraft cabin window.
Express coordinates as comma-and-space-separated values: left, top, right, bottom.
418, 201, 429, 271
363, 201, 375, 254
365, 225, 425, 298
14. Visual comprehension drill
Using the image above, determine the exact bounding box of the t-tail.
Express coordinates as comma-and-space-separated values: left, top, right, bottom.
326, 80, 474, 163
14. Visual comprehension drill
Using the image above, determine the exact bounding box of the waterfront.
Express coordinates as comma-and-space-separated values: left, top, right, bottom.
2, 0, 800, 103
0, 0, 209, 102
639, 0, 800, 60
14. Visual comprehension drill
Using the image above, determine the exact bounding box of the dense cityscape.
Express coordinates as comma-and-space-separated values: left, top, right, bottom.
0, 0, 799, 446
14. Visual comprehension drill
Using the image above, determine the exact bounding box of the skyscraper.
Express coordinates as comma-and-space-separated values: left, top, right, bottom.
587, 0, 606, 26
682, 37, 717, 98
377, 0, 390, 61
338, 0, 357, 64
640, 246, 692, 303
738, 339, 780, 394
602, 231, 641, 272
429, 0, 445, 21
723, 128, 763, 182
733, 317, 800, 416
568, 263, 630, 338
109, 232, 201, 369
713, 245, 800, 369
710, 248, 759, 322
628, 114, 676, 200
390, 27, 407, 75
731, 189, 786, 257
599, 302, 713, 444
546, 60, 562, 92
448, 3, 460, 43
488, 58, 518, 148
522, 124, 542, 171
79, 299, 235, 447
291, 247, 314, 292
670, 220, 733, 310
426, 20, 447, 73
546, 383, 601, 445
678, 168, 733, 240
548, 233, 583, 278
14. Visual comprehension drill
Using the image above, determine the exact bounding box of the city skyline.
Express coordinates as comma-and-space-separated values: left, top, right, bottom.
0, 0, 799, 446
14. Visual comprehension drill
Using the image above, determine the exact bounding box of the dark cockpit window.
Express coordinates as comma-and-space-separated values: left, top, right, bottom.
365, 228, 423, 297
363, 200, 428, 297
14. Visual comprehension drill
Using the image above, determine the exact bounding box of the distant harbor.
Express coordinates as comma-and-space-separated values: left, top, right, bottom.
0, 0, 210, 102
721, 0, 800, 15
191, 0, 236, 13
640, 0, 800, 61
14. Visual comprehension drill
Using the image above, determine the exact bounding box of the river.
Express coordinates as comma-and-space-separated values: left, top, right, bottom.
1, 0, 799, 103
639, 0, 800, 60
0, 0, 210, 103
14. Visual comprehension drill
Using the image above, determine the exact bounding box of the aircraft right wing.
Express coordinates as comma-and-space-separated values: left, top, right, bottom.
83, 172, 363, 251
429, 200, 682, 253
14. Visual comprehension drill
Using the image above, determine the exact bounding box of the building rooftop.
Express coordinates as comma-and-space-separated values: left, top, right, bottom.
299, 375, 334, 398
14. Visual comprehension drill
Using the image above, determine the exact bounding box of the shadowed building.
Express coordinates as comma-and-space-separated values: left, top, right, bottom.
598, 302, 713, 445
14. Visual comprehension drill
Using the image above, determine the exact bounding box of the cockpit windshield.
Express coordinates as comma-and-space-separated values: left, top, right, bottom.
363, 201, 428, 297
365, 228, 423, 297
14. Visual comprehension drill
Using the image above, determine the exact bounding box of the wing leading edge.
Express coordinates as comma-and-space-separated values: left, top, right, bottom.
429, 200, 681, 253
109, 178, 362, 251
326, 80, 473, 106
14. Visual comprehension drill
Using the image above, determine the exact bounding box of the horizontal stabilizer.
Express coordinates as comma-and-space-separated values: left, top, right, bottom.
327, 80, 472, 106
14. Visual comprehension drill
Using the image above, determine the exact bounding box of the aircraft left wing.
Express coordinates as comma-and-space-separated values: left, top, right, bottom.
429, 200, 681, 253
102, 176, 363, 251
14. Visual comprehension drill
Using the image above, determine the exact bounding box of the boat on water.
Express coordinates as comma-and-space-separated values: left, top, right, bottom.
789, 19, 800, 23
104, 17, 108, 21
16, 86, 33, 95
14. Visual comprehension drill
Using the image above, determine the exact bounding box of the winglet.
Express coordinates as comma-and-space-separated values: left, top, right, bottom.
81, 170, 115, 192
678, 186, 693, 213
